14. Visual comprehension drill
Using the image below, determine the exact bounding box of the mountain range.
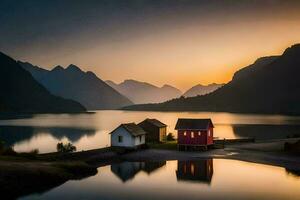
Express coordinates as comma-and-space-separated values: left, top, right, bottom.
0, 52, 85, 113
106, 79, 182, 104
123, 44, 300, 115
20, 62, 133, 110
183, 83, 224, 97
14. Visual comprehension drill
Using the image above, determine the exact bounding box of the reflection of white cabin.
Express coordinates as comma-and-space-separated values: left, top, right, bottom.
110, 123, 146, 148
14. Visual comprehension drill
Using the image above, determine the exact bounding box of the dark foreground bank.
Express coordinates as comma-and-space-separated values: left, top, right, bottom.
1, 138, 300, 199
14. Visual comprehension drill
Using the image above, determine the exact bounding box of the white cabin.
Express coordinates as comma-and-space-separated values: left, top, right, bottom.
110, 123, 146, 148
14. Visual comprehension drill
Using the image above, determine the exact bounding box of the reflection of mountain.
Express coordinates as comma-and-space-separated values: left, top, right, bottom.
176, 159, 213, 184
232, 125, 300, 140
111, 161, 166, 182
0, 126, 96, 147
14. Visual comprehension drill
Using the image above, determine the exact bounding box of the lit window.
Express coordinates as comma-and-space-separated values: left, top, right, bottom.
191, 163, 195, 175
183, 131, 187, 136
198, 131, 201, 136
191, 131, 194, 138
118, 136, 123, 143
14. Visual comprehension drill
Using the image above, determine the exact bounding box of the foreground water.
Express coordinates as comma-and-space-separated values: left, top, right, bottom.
21, 159, 300, 200
0, 110, 300, 153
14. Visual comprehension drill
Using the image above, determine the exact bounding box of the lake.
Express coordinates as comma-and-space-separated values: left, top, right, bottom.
21, 159, 300, 200
0, 110, 300, 153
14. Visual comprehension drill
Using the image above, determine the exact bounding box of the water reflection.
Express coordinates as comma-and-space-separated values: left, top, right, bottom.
1, 111, 300, 152
0, 126, 96, 153
21, 159, 300, 200
176, 159, 213, 184
232, 124, 300, 140
111, 161, 166, 182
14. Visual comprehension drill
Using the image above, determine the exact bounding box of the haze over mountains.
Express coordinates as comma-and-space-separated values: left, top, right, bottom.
123, 44, 300, 115
0, 52, 85, 113
106, 79, 182, 104
183, 83, 224, 97
20, 62, 133, 110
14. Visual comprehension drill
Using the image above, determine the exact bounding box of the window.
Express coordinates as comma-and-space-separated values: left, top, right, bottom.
191, 163, 195, 175
191, 131, 194, 138
118, 136, 123, 143
183, 131, 187, 136
208, 130, 211, 137
198, 131, 201, 136
139, 135, 142, 142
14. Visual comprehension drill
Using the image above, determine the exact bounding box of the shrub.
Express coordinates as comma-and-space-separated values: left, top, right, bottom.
29, 149, 39, 155
57, 142, 77, 153
166, 133, 175, 141
2, 147, 17, 156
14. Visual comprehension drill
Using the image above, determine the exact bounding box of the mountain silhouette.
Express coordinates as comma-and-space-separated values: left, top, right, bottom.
20, 62, 133, 110
106, 79, 182, 104
0, 52, 85, 113
183, 83, 224, 97
123, 44, 300, 115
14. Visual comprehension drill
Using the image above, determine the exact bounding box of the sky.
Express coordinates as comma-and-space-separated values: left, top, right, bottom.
1, 0, 300, 91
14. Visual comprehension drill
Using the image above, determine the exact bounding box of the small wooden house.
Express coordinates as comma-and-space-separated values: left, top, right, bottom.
138, 118, 167, 142
110, 123, 146, 148
175, 118, 214, 150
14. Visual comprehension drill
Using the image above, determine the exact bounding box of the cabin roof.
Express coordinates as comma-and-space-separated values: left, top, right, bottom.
175, 118, 213, 130
140, 118, 167, 128
110, 123, 146, 136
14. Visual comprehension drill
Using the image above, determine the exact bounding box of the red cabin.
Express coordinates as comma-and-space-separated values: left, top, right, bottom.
175, 118, 214, 150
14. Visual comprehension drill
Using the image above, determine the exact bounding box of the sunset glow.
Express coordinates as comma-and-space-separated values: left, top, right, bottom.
1, 1, 300, 90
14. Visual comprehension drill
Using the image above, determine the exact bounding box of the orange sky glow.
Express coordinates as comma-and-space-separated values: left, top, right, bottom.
3, 1, 300, 91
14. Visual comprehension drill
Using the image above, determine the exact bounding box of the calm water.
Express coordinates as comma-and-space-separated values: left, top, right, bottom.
0, 110, 300, 153
21, 159, 300, 200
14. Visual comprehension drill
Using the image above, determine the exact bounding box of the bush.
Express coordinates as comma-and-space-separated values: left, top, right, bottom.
166, 133, 175, 141
2, 147, 17, 156
57, 142, 77, 153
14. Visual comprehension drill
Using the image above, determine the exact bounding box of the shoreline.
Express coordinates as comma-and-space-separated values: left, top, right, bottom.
1, 138, 300, 198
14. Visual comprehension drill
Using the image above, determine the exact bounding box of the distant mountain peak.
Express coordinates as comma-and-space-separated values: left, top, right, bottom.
106, 79, 182, 104
21, 62, 133, 110
124, 43, 300, 115
52, 65, 64, 72
66, 64, 82, 72
183, 83, 224, 97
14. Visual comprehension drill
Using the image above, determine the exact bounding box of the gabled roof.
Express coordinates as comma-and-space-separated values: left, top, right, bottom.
110, 123, 146, 136
175, 118, 214, 130
140, 118, 167, 128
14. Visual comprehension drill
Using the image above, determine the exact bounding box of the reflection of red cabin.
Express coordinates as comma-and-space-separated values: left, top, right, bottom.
176, 159, 213, 184
175, 118, 214, 150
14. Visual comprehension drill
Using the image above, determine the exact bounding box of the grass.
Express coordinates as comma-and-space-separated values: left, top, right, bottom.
147, 141, 177, 150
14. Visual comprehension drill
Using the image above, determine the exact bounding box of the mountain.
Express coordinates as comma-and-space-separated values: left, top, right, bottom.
106, 79, 182, 104
123, 44, 300, 115
20, 62, 133, 110
183, 83, 224, 97
0, 52, 86, 113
